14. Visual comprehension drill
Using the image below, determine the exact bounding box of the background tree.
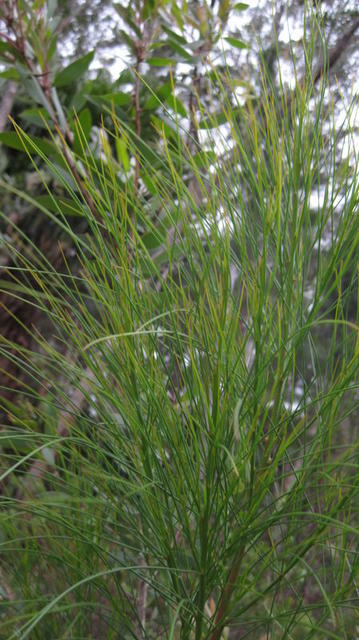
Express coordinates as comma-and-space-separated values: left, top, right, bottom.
1, 2, 359, 639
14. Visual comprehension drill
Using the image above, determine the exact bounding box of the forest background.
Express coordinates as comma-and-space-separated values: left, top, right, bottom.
1, 1, 359, 638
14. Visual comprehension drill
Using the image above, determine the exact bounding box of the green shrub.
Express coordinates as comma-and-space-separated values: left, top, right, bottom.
1, 26, 359, 640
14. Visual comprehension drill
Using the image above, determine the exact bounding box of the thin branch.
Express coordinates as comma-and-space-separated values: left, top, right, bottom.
135, 555, 148, 639
134, 60, 142, 194
209, 544, 246, 640
0, 80, 17, 132
133, 1, 145, 196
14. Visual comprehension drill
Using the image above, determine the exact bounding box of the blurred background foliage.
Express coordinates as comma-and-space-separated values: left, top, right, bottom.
1, 1, 359, 638
0, 0, 358, 404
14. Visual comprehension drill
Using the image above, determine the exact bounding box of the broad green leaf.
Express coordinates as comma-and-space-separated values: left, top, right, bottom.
162, 26, 187, 45
119, 29, 136, 52
225, 36, 248, 49
114, 4, 142, 37
19, 72, 53, 114
0, 131, 31, 151
116, 137, 130, 172
78, 108, 92, 141
166, 39, 193, 61
73, 108, 92, 154
143, 0, 157, 20
51, 86, 68, 131
142, 174, 157, 195
145, 82, 172, 110
0, 68, 20, 80
20, 107, 52, 128
99, 92, 132, 106
148, 57, 177, 67
234, 2, 249, 9
115, 69, 134, 85
47, 35, 58, 61
71, 91, 87, 112
166, 94, 187, 118
47, 0, 58, 19
171, 2, 184, 30
35, 195, 84, 217
0, 41, 22, 60
150, 42, 170, 50
218, 0, 230, 21
0, 131, 67, 169
54, 51, 94, 88
0, 42, 11, 55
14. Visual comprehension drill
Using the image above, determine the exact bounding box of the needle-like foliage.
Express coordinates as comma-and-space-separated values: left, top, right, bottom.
1, 18, 359, 640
